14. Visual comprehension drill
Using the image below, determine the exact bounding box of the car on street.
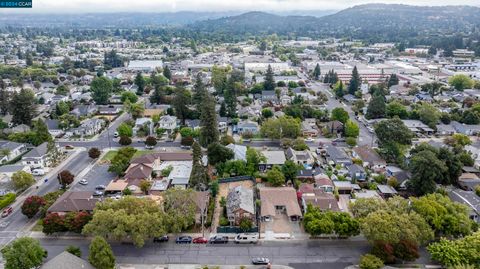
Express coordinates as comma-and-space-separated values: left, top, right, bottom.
95, 185, 106, 190
305, 137, 315, 142
32, 169, 45, 176
252, 257, 270, 265
235, 233, 259, 244
153, 235, 169, 243
1, 207, 13, 218
145, 145, 155, 149
65, 145, 75, 150
113, 132, 119, 138
209, 235, 229, 244
192, 237, 208, 244
79, 179, 88, 185
175, 236, 192, 244
0, 221, 9, 228
332, 138, 346, 142
93, 190, 104, 197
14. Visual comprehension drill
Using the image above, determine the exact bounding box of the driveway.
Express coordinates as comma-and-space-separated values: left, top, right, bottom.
261, 213, 304, 240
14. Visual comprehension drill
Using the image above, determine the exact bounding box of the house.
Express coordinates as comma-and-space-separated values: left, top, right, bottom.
45, 119, 64, 137
259, 187, 302, 222
285, 147, 315, 166
377, 184, 398, 198
71, 118, 105, 136
70, 104, 97, 117
259, 151, 286, 172
402, 120, 434, 135
226, 144, 247, 161
40, 251, 94, 269
333, 181, 355, 195
296, 169, 328, 182
436, 124, 456, 136
218, 117, 229, 133
314, 177, 334, 193
0, 141, 28, 164
301, 121, 319, 137
160, 161, 192, 189
158, 115, 177, 132
449, 189, 480, 223
48, 191, 101, 214
0, 165, 31, 179
226, 186, 255, 226
261, 91, 278, 104
452, 121, 480, 136
301, 188, 340, 213
325, 121, 344, 134
133, 117, 154, 136
98, 105, 121, 115
185, 119, 201, 130
347, 164, 367, 181
194, 191, 210, 225
124, 163, 153, 185
324, 146, 352, 167
22, 142, 53, 169
3, 124, 31, 134
385, 165, 411, 189
236, 120, 259, 134
458, 173, 480, 191
352, 145, 386, 171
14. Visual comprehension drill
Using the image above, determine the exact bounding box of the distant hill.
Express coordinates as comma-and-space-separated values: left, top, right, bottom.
191, 4, 480, 38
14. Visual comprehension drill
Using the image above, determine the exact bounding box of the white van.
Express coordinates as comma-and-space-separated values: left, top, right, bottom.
234, 233, 259, 244
32, 169, 45, 176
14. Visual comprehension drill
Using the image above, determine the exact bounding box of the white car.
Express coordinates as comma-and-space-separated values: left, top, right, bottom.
79, 179, 88, 185
32, 169, 45, 176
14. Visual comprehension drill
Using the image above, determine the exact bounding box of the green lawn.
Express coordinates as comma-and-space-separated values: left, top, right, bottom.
32, 219, 43, 232
102, 150, 154, 161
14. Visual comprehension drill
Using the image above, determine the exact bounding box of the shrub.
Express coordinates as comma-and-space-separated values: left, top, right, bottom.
88, 147, 101, 159
119, 136, 132, 145
181, 136, 194, 146
476, 185, 480, 197
219, 217, 229, 226
359, 254, 384, 269
65, 246, 81, 257
346, 137, 357, 147
21, 196, 46, 218
0, 193, 16, 209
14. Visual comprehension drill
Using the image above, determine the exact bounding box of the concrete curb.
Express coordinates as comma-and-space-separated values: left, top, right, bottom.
117, 264, 295, 269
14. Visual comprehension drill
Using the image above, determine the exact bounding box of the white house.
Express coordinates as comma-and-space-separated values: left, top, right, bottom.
0, 141, 28, 164
158, 116, 177, 132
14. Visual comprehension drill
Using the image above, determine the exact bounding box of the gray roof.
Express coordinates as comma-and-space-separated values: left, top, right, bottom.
377, 184, 398, 194
0, 140, 25, 151
325, 146, 351, 163
449, 189, 480, 215
45, 119, 61, 130
23, 142, 48, 158
261, 150, 286, 165
0, 165, 28, 174
227, 186, 255, 215
41, 251, 94, 269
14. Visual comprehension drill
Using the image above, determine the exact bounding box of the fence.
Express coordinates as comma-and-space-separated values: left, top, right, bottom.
216, 226, 259, 234
217, 176, 255, 184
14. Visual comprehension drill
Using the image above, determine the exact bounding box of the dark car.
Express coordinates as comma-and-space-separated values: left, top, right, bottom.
192, 237, 208, 244
95, 185, 106, 191
153, 235, 169, 243
209, 235, 228, 244
175, 236, 192, 244
1, 207, 12, 218
252, 257, 270, 265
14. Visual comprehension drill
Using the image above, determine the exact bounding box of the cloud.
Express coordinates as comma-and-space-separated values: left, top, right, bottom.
4, 0, 480, 13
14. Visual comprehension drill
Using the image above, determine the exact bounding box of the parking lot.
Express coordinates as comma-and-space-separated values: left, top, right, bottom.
70, 164, 116, 192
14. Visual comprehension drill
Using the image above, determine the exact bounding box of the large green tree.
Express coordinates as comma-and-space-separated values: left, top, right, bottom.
88, 236, 115, 269
172, 87, 191, 125
261, 116, 301, 139
134, 73, 146, 95
11, 171, 35, 191
408, 149, 446, 196
263, 64, 275, 92
313, 64, 321, 80
207, 142, 234, 166
266, 165, 286, 187
190, 141, 207, 189
331, 107, 349, 124
91, 76, 113, 105
163, 188, 197, 233
199, 93, 219, 147
348, 66, 361, 95
365, 93, 386, 119
11, 88, 36, 126
1, 237, 46, 269
449, 74, 474, 91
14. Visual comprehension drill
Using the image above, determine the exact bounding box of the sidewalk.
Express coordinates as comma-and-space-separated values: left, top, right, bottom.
118, 265, 294, 269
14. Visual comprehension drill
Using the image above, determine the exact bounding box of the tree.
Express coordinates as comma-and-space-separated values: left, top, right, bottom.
65, 245, 82, 257
408, 149, 446, 196
375, 118, 413, 147
88, 147, 101, 159
418, 103, 439, 129
211, 65, 229, 94
366, 93, 386, 119
108, 147, 136, 175
246, 148, 265, 176
207, 142, 234, 166
121, 91, 138, 103
282, 160, 302, 183
145, 136, 157, 147
163, 188, 197, 233
220, 135, 235, 145
266, 166, 285, 187
348, 66, 361, 94
304, 205, 360, 237
11, 171, 35, 191
199, 94, 219, 147
313, 64, 321, 80
116, 123, 133, 138
83, 197, 165, 247
21, 196, 46, 219
261, 116, 301, 139
387, 74, 399, 88
11, 88, 36, 126
55, 100, 70, 116
449, 74, 474, 91
421, 82, 444, 98
427, 232, 480, 267
118, 136, 132, 146
386, 101, 408, 119
163, 65, 171, 80
262, 108, 273, 118
134, 73, 146, 95
150, 86, 164, 105
88, 236, 115, 269
359, 254, 384, 269
192, 73, 208, 111
139, 179, 151, 195
172, 87, 191, 125
57, 170, 74, 188
331, 107, 349, 124
333, 80, 345, 98
1, 237, 47, 269
445, 134, 472, 149
263, 64, 275, 92
91, 77, 113, 105
345, 119, 360, 138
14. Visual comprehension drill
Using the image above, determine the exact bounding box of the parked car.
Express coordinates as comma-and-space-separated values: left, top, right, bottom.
175, 236, 192, 244
145, 145, 154, 150
32, 169, 45, 176
252, 257, 270, 265
209, 235, 229, 244
95, 185, 106, 190
235, 233, 259, 244
192, 237, 208, 244
113, 132, 119, 138
93, 190, 104, 197
79, 179, 88, 185
332, 138, 346, 142
153, 235, 169, 243
65, 145, 75, 150
1, 207, 12, 218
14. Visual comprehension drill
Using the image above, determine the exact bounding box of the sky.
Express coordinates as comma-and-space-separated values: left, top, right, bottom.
4, 0, 480, 13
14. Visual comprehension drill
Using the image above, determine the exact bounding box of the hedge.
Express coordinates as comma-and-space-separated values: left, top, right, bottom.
0, 193, 16, 209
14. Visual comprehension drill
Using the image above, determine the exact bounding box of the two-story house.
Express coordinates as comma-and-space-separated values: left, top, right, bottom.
226, 186, 255, 226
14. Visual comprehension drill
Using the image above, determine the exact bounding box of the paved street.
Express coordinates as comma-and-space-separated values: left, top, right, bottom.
39, 238, 370, 267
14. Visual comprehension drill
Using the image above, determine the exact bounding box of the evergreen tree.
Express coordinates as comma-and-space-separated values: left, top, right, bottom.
150, 86, 164, 105
219, 102, 227, 117
163, 65, 171, 80
172, 87, 191, 126
0, 89, 11, 115
199, 94, 219, 147
388, 74, 400, 88
88, 236, 115, 269
313, 63, 321, 80
11, 89, 36, 126
263, 65, 276, 92
224, 77, 237, 117
348, 66, 361, 95
91, 77, 113, 105
134, 73, 145, 96
34, 120, 52, 145
189, 141, 207, 189
192, 73, 208, 112
366, 93, 386, 120
25, 52, 33, 66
